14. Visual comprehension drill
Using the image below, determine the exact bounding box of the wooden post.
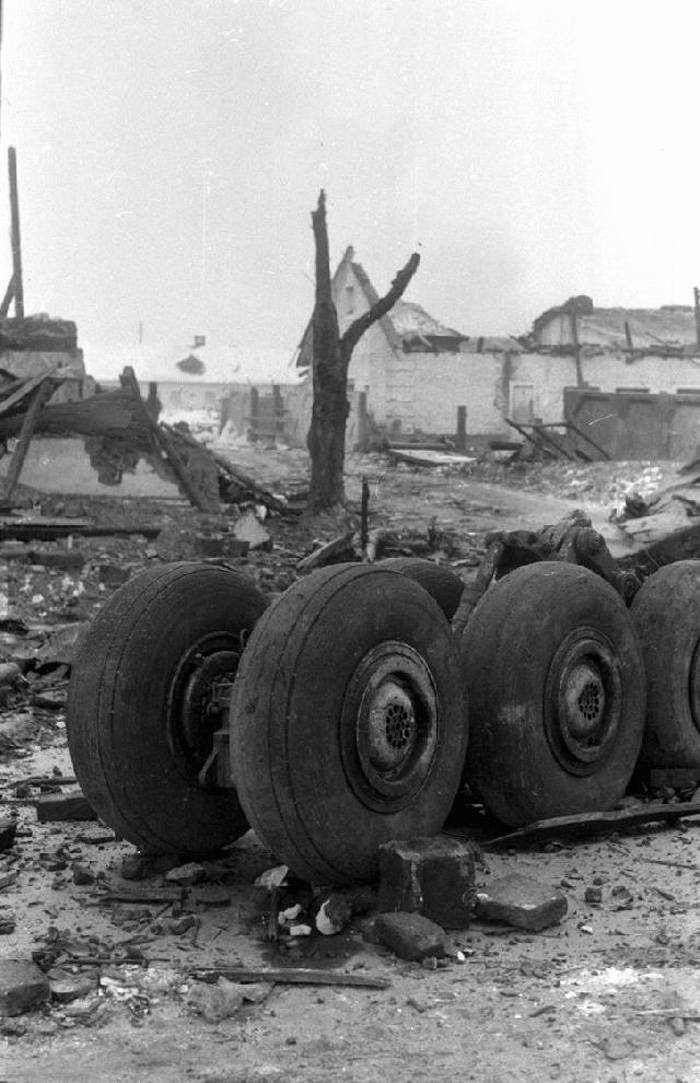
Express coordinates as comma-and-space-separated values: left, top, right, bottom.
2, 377, 54, 501
356, 390, 369, 452
694, 288, 700, 350
0, 275, 13, 319
273, 383, 284, 439
571, 311, 584, 386
249, 386, 259, 441
8, 147, 23, 319
120, 366, 217, 514
455, 405, 467, 451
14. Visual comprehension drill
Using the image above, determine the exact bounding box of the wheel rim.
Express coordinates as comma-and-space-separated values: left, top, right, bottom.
167, 632, 243, 788
544, 628, 622, 776
340, 641, 440, 812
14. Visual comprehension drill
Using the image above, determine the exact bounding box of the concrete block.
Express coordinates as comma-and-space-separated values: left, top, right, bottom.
0, 817, 17, 852
377, 836, 476, 929
475, 873, 568, 931
36, 790, 97, 823
0, 959, 50, 1016
374, 911, 450, 962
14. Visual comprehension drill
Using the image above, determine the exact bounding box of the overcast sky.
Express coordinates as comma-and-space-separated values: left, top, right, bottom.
2, 0, 699, 352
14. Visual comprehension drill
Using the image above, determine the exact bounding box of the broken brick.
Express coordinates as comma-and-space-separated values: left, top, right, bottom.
377, 836, 476, 929
0, 817, 17, 852
36, 791, 97, 823
475, 873, 568, 932
0, 959, 50, 1017
374, 912, 450, 962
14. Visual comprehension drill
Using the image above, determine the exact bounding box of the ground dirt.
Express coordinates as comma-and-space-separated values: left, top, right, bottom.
1, 446, 699, 1083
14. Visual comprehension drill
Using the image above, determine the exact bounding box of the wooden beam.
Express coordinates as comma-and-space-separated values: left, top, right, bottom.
2, 377, 55, 500
8, 147, 23, 319
120, 366, 217, 514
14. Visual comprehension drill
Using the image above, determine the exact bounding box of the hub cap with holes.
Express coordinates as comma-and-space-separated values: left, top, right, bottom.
544, 628, 622, 776
340, 641, 441, 812
167, 633, 242, 787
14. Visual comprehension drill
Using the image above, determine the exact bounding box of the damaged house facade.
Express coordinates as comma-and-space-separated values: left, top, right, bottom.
296, 256, 700, 459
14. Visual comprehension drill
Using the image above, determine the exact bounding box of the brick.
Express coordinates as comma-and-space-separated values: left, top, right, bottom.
374, 911, 450, 962
377, 836, 476, 929
0, 817, 17, 852
475, 873, 568, 932
0, 959, 50, 1017
36, 790, 97, 823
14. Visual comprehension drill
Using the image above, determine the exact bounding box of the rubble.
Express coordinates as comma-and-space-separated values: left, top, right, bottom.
0, 816, 17, 851
0, 959, 50, 1016
35, 790, 96, 823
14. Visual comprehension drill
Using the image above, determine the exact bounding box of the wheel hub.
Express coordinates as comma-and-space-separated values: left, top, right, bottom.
341, 641, 441, 812
544, 628, 622, 775
168, 634, 242, 786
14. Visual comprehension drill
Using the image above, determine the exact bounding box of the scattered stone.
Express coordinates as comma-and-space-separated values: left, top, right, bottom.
232, 510, 272, 551
120, 853, 174, 881
584, 886, 603, 905
62, 994, 104, 1022
374, 912, 450, 963
241, 982, 273, 1005
165, 862, 205, 887
72, 862, 95, 886
49, 972, 99, 1004
377, 836, 476, 929
0, 1017, 26, 1036
668, 1016, 686, 1037
475, 874, 568, 932
0, 871, 19, 891
168, 915, 198, 936
0, 959, 50, 1017
188, 978, 245, 1023
36, 791, 97, 823
0, 817, 17, 852
289, 924, 313, 937
315, 894, 353, 936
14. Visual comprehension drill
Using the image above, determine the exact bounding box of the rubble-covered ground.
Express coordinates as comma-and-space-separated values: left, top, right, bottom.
2, 447, 700, 1083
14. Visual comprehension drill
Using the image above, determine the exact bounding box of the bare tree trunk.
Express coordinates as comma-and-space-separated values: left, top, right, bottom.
307, 189, 420, 512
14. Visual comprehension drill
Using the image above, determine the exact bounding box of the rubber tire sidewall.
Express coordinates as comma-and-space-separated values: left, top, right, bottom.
459, 562, 646, 827
379, 558, 465, 620
67, 562, 266, 854
631, 560, 700, 767
230, 564, 469, 884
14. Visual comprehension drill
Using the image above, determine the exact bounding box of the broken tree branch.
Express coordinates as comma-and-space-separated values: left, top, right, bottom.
340, 251, 421, 356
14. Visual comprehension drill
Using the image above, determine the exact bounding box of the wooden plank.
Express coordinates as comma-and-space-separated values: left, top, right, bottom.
188, 966, 391, 990
481, 801, 700, 850
0, 366, 59, 419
